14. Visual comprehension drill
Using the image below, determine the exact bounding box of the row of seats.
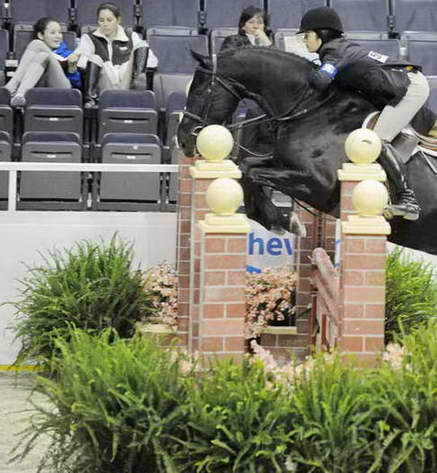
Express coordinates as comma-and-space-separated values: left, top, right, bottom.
0, 87, 182, 211
0, 0, 436, 34
1, 86, 186, 160
1, 27, 437, 81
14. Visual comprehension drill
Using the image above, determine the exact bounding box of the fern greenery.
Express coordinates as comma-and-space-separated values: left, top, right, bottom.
385, 248, 437, 342
12, 236, 154, 367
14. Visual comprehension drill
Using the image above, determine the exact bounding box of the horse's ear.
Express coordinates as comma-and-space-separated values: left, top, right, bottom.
191, 49, 212, 69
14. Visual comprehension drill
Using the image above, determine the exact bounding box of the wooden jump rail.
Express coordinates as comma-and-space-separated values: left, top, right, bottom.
310, 247, 341, 352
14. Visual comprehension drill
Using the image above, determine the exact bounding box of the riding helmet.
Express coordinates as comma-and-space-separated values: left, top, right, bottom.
298, 7, 344, 34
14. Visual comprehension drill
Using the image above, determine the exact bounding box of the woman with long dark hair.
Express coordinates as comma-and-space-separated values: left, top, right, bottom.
4, 17, 81, 107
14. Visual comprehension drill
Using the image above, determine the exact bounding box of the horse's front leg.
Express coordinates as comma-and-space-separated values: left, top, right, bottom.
239, 159, 289, 234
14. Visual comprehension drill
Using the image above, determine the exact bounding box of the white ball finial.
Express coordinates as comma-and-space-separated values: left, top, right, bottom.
345, 128, 382, 164
196, 125, 234, 162
352, 179, 389, 217
206, 178, 243, 215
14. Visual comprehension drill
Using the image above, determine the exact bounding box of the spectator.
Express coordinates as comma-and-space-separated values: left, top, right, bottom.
220, 5, 274, 157
4, 17, 81, 108
75, 1, 158, 108
221, 5, 273, 51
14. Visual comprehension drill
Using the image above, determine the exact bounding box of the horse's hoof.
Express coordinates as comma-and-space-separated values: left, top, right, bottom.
289, 213, 307, 237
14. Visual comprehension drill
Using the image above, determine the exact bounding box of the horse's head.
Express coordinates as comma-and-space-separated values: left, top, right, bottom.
177, 50, 245, 156
177, 47, 317, 157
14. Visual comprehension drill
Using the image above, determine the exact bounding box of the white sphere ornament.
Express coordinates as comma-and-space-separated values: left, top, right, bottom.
206, 178, 243, 215
344, 128, 382, 164
352, 179, 389, 217
196, 125, 234, 162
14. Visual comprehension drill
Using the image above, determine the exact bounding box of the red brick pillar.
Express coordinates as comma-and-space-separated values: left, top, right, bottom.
337, 164, 390, 365
176, 150, 196, 347
197, 198, 251, 360
188, 160, 242, 353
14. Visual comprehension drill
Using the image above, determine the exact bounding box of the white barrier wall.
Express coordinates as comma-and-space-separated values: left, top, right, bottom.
0, 212, 177, 365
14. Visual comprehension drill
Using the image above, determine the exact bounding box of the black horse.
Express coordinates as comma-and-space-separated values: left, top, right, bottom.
177, 46, 437, 255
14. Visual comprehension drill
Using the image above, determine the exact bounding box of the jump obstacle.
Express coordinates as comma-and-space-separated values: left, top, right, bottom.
175, 126, 390, 365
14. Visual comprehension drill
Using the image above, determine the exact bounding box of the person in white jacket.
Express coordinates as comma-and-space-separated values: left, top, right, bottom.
74, 1, 158, 107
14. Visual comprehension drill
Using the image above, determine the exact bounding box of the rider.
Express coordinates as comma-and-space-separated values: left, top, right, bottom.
299, 6, 429, 221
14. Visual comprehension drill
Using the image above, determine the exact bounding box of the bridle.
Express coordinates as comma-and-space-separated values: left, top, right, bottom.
182, 54, 247, 130
183, 54, 336, 158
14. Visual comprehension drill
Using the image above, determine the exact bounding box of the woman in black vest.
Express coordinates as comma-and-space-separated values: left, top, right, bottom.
75, 2, 158, 108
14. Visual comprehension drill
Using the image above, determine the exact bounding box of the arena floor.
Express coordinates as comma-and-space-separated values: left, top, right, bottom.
0, 372, 50, 473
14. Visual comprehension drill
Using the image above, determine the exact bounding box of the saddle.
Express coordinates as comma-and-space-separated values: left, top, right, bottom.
363, 111, 437, 162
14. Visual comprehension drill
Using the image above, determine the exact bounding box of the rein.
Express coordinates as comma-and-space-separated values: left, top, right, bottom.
184, 64, 336, 128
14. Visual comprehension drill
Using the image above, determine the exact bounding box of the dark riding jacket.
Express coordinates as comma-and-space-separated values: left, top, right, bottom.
311, 38, 420, 108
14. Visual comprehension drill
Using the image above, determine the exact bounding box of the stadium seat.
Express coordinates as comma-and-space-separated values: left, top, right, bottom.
75, 0, 135, 29
329, 0, 389, 32
0, 88, 13, 141
97, 90, 158, 143
147, 33, 208, 74
24, 88, 83, 141
0, 29, 8, 86
274, 29, 319, 62
8, 0, 71, 24
93, 133, 162, 211
267, 0, 325, 30
404, 37, 437, 75
146, 26, 197, 39
165, 91, 186, 147
345, 35, 401, 60
140, 0, 201, 31
203, 0, 264, 29
0, 130, 12, 209
153, 72, 192, 111
13, 25, 77, 61
395, 0, 437, 33
210, 28, 238, 54
18, 131, 85, 210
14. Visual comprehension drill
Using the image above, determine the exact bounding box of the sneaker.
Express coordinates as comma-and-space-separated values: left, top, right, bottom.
10, 94, 26, 108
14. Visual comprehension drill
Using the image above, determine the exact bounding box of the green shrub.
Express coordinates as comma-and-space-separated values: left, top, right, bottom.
12, 236, 154, 366
385, 248, 437, 342
13, 329, 192, 473
288, 355, 377, 473
368, 320, 437, 473
168, 358, 294, 473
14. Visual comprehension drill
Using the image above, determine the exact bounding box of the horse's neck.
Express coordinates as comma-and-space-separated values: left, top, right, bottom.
227, 50, 316, 116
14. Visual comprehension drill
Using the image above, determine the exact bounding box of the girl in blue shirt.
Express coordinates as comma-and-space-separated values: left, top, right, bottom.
5, 17, 82, 107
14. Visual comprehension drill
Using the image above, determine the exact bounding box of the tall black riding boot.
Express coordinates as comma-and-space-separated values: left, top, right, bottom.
131, 46, 149, 90
83, 61, 101, 109
378, 142, 421, 221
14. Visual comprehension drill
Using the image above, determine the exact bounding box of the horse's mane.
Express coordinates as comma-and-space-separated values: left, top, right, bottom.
217, 45, 315, 70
